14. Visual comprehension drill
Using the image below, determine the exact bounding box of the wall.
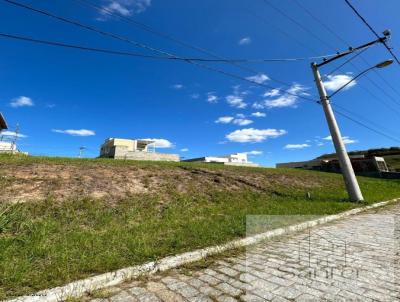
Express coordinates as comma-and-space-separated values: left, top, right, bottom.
113, 149, 179, 162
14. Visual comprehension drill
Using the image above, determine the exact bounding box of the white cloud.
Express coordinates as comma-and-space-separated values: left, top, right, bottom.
52, 129, 96, 136
226, 128, 287, 143
246, 73, 269, 84
238, 37, 251, 45
180, 148, 189, 152
207, 92, 218, 103
342, 137, 358, 144
172, 84, 184, 90
232, 85, 250, 96
261, 84, 308, 109
226, 95, 247, 109
323, 135, 358, 144
252, 102, 264, 109
232, 118, 253, 126
140, 138, 174, 148
323, 74, 355, 92
264, 95, 298, 109
10, 96, 34, 108
0, 131, 27, 138
191, 93, 200, 99
244, 150, 263, 155
215, 116, 234, 124
215, 116, 252, 126
251, 112, 266, 117
98, 0, 151, 19
284, 143, 311, 149
263, 88, 280, 97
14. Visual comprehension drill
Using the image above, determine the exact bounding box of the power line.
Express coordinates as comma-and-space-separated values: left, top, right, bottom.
73, 0, 311, 90
0, 32, 338, 63
273, 0, 400, 113
0, 32, 171, 59
3, 0, 322, 100
1, 0, 319, 103
262, 0, 339, 52
333, 108, 400, 143
2, 0, 177, 58
332, 103, 400, 139
5, 1, 398, 145
344, 0, 400, 65
359, 56, 400, 98
262, 1, 400, 141
362, 74, 400, 107
292, 0, 350, 48
311, 0, 400, 101
290, 0, 400, 110
354, 82, 400, 116
324, 47, 369, 77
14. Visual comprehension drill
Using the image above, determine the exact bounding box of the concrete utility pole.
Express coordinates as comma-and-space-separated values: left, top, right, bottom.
310, 30, 393, 202
311, 63, 364, 202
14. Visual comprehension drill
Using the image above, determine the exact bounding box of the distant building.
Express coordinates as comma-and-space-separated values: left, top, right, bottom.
183, 153, 259, 167
0, 112, 17, 154
276, 155, 389, 173
99, 138, 179, 162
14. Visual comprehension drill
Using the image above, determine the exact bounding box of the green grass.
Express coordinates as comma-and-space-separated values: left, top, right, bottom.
0, 155, 400, 299
385, 154, 400, 171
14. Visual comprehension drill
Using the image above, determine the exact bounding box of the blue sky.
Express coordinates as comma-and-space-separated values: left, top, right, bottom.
1, 0, 400, 166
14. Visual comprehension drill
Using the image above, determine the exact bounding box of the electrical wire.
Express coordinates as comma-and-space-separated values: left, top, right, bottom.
333, 108, 400, 143
266, 0, 400, 113
2, 0, 323, 100
290, 0, 400, 110
262, 0, 339, 52
1, 0, 322, 103
259, 0, 400, 141
72, 0, 307, 89
4, 0, 399, 144
332, 103, 400, 139
292, 0, 350, 48
344, 0, 400, 65
324, 47, 369, 77
0, 32, 338, 63
0, 32, 171, 60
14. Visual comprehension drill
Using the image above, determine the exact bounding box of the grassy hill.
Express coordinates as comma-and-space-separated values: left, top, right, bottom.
1, 154, 400, 299
318, 146, 400, 171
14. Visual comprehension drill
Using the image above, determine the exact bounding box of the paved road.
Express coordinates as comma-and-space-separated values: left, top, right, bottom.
85, 203, 400, 301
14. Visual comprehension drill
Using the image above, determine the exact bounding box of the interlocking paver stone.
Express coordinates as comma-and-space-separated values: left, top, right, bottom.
109, 290, 138, 302
88, 203, 400, 301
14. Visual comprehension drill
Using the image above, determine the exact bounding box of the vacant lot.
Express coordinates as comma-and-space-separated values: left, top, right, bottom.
1, 154, 400, 299
0, 155, 326, 204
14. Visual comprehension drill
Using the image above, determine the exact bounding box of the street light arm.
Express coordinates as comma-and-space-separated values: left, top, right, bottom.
327, 67, 374, 99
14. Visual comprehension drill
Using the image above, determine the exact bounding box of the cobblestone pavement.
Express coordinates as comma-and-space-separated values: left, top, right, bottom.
85, 203, 400, 302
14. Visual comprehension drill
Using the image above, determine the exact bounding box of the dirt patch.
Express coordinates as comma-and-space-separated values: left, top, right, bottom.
0, 162, 325, 204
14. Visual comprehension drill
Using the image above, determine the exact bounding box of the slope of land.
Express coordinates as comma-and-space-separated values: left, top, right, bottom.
0, 154, 326, 204
1, 154, 400, 299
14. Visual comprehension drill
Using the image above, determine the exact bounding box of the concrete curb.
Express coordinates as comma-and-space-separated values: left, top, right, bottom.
7, 198, 399, 302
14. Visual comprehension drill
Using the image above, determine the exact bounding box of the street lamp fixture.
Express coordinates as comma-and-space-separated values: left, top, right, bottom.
375, 59, 393, 68
328, 59, 393, 99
